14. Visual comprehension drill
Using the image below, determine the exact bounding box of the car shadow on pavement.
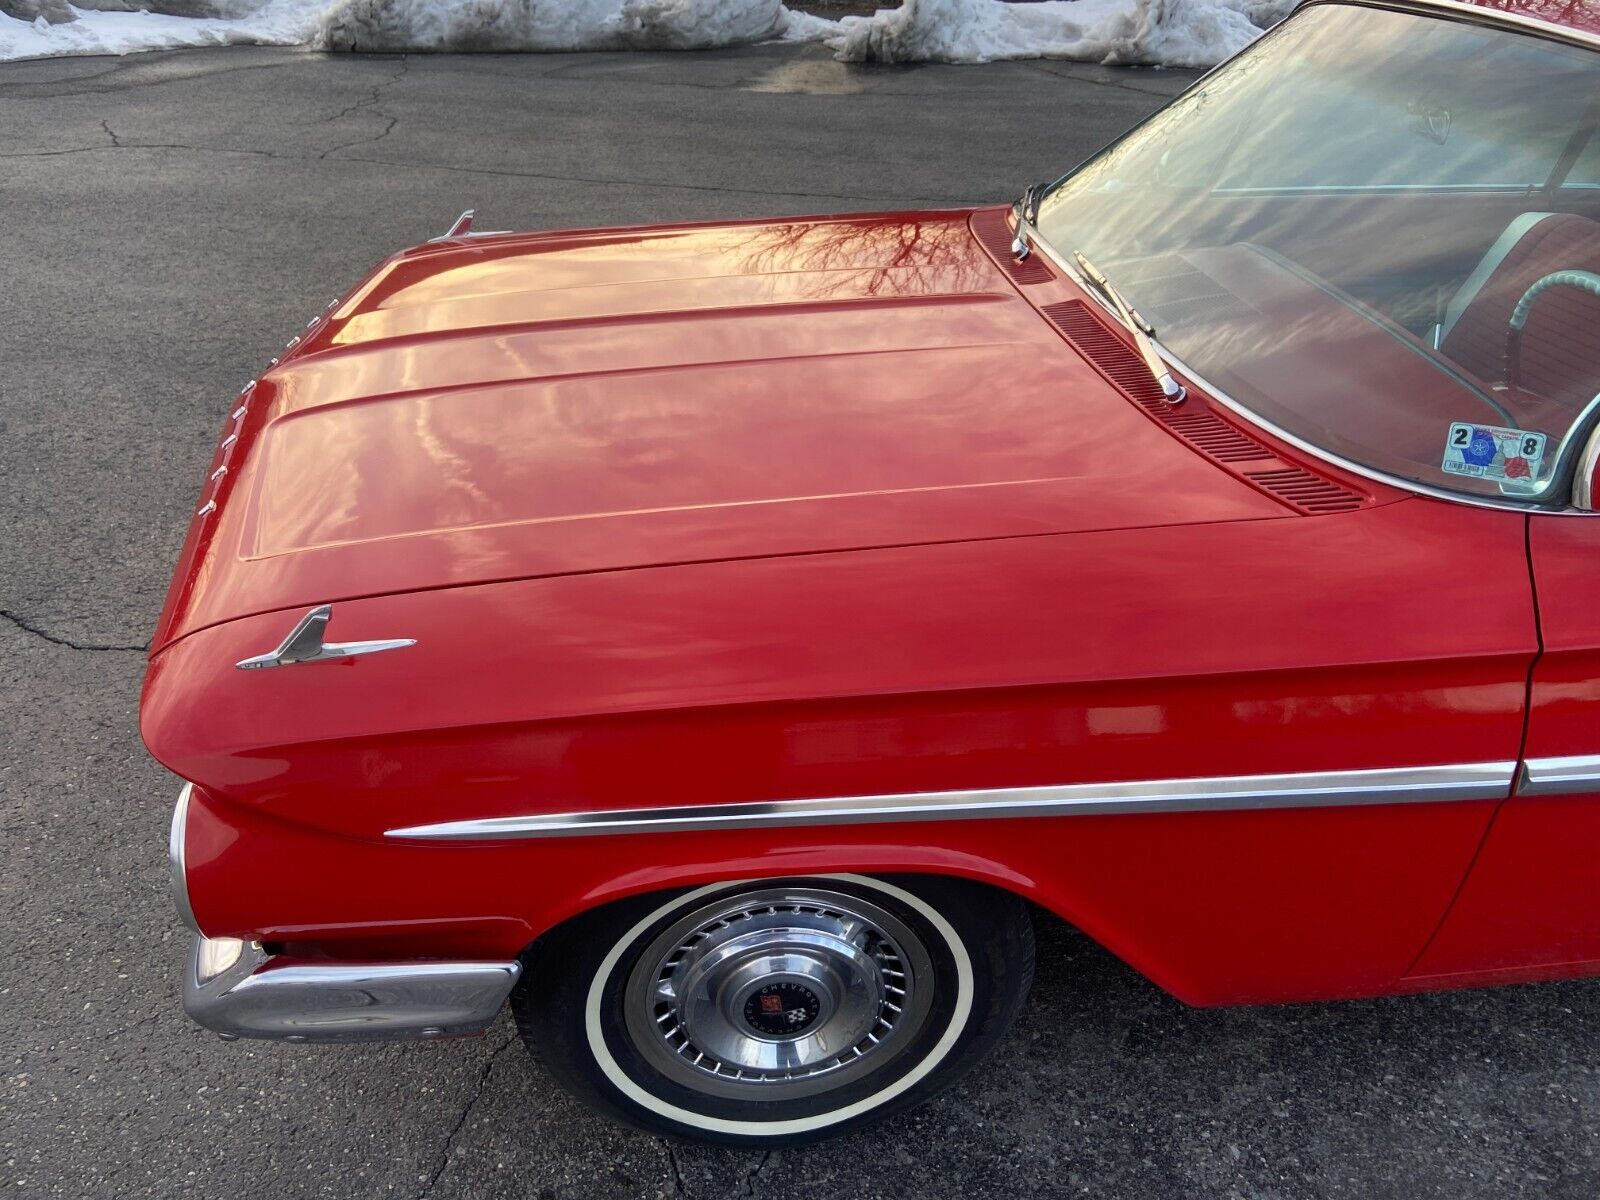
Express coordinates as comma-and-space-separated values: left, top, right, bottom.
420, 909, 1597, 1199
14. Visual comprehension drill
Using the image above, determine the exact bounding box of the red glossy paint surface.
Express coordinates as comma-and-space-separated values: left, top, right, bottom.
141, 55, 1599, 1006
147, 495, 1529, 840
151, 212, 1285, 653
1409, 516, 1600, 981
183, 784, 1506, 1006
141, 214, 1547, 1001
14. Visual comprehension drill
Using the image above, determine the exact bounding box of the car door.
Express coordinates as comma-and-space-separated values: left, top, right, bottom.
1407, 514, 1600, 985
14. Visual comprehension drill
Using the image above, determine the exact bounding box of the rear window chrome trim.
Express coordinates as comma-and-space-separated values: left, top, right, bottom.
386, 761, 1517, 842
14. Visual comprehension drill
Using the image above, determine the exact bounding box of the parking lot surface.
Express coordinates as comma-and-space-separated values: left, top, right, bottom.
2, 42, 1597, 1199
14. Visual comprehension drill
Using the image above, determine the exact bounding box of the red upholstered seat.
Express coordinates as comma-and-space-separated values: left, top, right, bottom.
1440, 213, 1600, 416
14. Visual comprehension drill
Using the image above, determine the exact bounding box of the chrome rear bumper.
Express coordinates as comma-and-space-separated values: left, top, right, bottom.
184, 936, 521, 1043
168, 783, 200, 933
169, 783, 521, 1042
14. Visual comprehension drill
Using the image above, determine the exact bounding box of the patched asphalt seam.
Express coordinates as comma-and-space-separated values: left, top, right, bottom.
0, 610, 147, 653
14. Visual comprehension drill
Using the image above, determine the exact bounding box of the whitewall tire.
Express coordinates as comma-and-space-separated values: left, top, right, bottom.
511, 873, 1034, 1147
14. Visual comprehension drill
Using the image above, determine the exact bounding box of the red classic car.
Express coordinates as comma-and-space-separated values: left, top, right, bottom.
143, 0, 1600, 1146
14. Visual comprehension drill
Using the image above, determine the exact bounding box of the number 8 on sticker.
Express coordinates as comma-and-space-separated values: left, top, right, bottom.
1441, 422, 1546, 486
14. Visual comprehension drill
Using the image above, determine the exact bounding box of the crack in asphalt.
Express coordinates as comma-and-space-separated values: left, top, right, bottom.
417, 1031, 516, 1199
656, 1143, 771, 1197
0, 135, 938, 203
0, 143, 111, 159
0, 140, 276, 160
334, 151, 942, 203
0, 53, 948, 203
321, 56, 410, 124
662, 1139, 689, 1197
318, 56, 410, 159
742, 1149, 774, 1196
341, 153, 941, 203
0, 610, 147, 653
0, 55, 299, 100
1020, 60, 1190, 97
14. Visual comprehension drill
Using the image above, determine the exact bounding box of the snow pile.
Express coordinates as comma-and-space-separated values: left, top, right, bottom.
0, 0, 326, 59
316, 0, 821, 53
829, 0, 1294, 68
1, 0, 1290, 68
315, 0, 1288, 59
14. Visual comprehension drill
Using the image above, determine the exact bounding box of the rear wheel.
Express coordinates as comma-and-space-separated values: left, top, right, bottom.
512, 874, 1033, 1147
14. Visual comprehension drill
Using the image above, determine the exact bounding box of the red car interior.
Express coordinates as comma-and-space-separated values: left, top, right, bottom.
1440, 212, 1600, 416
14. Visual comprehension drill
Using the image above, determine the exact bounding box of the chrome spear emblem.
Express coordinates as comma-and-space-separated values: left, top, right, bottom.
235, 605, 415, 671
427, 209, 476, 241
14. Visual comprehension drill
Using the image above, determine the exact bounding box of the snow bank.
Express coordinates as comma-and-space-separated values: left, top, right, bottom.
0, 0, 324, 59
316, 0, 820, 53
828, 0, 1294, 69
1, 0, 1289, 69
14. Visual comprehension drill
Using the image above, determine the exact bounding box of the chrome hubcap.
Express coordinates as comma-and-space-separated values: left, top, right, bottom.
623, 886, 933, 1101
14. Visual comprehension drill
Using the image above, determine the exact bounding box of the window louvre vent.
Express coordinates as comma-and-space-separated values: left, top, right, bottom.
1241, 467, 1368, 514
1039, 299, 1368, 515
1040, 300, 1169, 409
970, 209, 1054, 285
1163, 411, 1275, 463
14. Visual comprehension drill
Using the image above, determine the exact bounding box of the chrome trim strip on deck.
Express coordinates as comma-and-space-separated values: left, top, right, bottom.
1518, 755, 1600, 797
386, 762, 1517, 842
168, 783, 200, 934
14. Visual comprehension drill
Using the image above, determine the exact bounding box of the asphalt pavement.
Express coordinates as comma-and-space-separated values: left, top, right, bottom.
2, 42, 1597, 1200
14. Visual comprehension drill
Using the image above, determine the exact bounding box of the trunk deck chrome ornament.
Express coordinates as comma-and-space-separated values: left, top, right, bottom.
235, 604, 415, 671
427, 208, 511, 243
431, 209, 477, 241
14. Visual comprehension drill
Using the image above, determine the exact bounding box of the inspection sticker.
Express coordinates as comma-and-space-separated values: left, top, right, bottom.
1442, 423, 1546, 484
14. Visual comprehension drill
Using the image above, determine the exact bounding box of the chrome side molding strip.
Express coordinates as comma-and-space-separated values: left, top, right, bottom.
386, 761, 1517, 843
1518, 755, 1600, 797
